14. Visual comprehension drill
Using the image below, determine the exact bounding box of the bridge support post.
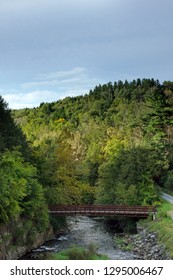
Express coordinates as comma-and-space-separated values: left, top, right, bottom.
153, 212, 156, 221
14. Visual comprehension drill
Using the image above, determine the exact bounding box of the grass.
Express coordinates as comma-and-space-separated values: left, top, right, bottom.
142, 199, 173, 259
113, 200, 173, 259
48, 244, 109, 260
114, 236, 134, 251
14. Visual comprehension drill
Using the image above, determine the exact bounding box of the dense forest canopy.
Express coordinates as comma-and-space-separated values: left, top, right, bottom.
0, 96, 48, 231
1, 78, 173, 228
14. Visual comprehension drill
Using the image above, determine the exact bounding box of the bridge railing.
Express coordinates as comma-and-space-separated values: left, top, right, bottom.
49, 204, 156, 218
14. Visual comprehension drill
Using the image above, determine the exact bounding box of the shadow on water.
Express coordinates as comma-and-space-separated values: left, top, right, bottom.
21, 216, 139, 260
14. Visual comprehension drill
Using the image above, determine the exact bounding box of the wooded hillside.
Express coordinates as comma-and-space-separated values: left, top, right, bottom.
11, 78, 173, 210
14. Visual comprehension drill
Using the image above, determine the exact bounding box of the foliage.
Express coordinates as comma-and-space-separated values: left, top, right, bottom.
50, 244, 108, 260
0, 97, 49, 232
0, 96, 30, 159
142, 200, 173, 259
8, 78, 173, 211
1, 78, 173, 249
0, 149, 49, 230
97, 147, 159, 205
114, 236, 134, 251
1, 78, 173, 258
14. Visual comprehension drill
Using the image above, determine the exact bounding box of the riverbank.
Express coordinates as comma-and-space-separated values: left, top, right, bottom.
0, 219, 54, 260
146, 199, 173, 259
115, 229, 170, 260
21, 216, 138, 260
115, 200, 173, 260
2, 199, 172, 260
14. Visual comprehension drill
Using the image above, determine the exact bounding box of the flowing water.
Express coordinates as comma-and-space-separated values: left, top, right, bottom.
23, 216, 138, 259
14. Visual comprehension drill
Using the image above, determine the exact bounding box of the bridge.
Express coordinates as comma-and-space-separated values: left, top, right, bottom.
49, 204, 156, 219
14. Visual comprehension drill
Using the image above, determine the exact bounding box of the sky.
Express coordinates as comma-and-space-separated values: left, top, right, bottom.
0, 0, 173, 109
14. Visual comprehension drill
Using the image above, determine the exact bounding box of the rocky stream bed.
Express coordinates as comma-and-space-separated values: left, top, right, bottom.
115, 228, 171, 260
21, 216, 171, 260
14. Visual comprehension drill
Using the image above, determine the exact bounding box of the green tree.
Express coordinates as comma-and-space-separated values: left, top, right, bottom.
0, 149, 48, 230
97, 147, 159, 206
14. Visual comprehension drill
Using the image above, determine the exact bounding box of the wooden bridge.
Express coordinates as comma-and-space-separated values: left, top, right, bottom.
49, 204, 156, 218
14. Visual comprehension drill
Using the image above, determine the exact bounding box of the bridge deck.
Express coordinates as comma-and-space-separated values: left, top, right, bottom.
49, 205, 156, 218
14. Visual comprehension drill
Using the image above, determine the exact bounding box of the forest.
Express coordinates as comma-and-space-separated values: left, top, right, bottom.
1, 78, 173, 233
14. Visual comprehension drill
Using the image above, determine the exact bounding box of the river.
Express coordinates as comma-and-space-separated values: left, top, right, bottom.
22, 216, 138, 260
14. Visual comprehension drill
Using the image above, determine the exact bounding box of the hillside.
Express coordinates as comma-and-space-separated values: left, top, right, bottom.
1, 78, 173, 258
12, 79, 173, 207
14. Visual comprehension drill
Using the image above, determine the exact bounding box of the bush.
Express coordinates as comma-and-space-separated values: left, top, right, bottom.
50, 244, 108, 260
164, 170, 173, 192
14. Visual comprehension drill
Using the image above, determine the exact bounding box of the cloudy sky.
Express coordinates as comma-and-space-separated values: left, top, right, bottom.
0, 0, 173, 109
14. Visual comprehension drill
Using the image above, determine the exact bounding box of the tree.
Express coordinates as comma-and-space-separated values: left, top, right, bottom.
0, 149, 48, 230
97, 147, 159, 206
143, 86, 173, 183
0, 96, 30, 159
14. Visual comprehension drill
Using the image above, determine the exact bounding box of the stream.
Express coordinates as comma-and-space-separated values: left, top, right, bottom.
22, 216, 139, 260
